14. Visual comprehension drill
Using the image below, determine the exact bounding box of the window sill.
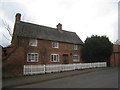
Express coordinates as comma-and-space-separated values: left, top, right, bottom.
73, 61, 80, 62
52, 47, 59, 48
27, 61, 39, 63
29, 45, 37, 47
51, 61, 60, 62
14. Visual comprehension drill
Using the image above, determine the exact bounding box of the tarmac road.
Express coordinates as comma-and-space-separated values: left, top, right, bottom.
15, 67, 118, 88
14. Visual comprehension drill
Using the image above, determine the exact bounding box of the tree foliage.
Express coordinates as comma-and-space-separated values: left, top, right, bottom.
81, 35, 113, 64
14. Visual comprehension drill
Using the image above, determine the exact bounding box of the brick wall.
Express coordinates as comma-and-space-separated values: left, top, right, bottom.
19, 37, 83, 65
2, 47, 25, 78
2, 37, 83, 77
110, 45, 120, 67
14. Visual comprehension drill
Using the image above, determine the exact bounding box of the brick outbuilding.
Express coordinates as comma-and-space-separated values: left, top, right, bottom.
110, 45, 120, 67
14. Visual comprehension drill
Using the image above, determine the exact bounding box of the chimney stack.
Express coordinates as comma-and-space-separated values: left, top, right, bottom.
15, 13, 21, 22
56, 23, 62, 30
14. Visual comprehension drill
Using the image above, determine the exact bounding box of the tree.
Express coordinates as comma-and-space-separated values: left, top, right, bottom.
1, 19, 12, 47
2, 19, 12, 37
81, 35, 113, 66
114, 40, 120, 45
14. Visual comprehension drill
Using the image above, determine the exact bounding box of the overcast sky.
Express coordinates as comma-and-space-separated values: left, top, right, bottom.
0, 0, 119, 47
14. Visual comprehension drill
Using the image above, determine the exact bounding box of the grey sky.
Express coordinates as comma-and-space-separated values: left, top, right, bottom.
0, 0, 119, 47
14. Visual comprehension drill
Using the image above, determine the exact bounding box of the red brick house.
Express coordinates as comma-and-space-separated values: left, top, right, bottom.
2, 13, 83, 77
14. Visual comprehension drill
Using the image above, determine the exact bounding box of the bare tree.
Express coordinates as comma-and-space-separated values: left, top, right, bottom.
2, 19, 12, 37
114, 40, 120, 45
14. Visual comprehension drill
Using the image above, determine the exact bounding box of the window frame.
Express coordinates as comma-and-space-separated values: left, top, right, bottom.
73, 55, 80, 62
51, 54, 60, 62
29, 39, 37, 46
52, 41, 59, 48
73, 44, 78, 50
27, 53, 39, 62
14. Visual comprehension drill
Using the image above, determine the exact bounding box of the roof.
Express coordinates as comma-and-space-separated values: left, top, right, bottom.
15, 21, 83, 44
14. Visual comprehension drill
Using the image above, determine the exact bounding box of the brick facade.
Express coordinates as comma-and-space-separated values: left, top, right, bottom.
3, 46, 25, 77
2, 38, 83, 78
110, 45, 120, 67
4, 38, 83, 64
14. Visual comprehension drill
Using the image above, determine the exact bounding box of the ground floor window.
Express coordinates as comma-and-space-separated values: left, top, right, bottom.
73, 55, 80, 62
27, 53, 39, 62
51, 54, 59, 62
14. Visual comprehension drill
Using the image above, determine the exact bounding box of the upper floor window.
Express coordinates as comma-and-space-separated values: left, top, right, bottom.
27, 53, 39, 62
73, 55, 80, 62
52, 41, 59, 48
51, 54, 59, 62
29, 39, 37, 46
73, 44, 78, 50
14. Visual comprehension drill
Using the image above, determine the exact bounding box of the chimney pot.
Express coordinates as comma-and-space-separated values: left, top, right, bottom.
15, 13, 21, 22
56, 23, 62, 30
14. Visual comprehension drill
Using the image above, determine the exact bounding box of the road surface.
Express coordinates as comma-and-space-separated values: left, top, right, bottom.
15, 67, 118, 88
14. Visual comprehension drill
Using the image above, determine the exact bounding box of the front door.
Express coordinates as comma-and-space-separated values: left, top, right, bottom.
62, 54, 69, 64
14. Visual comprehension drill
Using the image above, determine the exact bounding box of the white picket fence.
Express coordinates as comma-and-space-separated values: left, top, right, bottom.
23, 62, 107, 75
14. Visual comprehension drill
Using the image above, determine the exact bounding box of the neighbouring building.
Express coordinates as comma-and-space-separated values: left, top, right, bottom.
2, 13, 83, 77
110, 44, 120, 67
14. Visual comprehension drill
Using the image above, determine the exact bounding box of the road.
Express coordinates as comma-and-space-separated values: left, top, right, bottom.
15, 67, 118, 88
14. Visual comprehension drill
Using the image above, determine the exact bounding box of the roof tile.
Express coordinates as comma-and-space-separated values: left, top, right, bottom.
16, 21, 83, 44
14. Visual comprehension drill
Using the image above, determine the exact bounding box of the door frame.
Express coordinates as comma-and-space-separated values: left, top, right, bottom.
62, 54, 69, 64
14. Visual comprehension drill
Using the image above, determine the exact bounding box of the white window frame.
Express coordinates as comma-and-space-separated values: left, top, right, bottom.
73, 44, 78, 50
29, 39, 37, 46
51, 54, 60, 62
27, 53, 39, 62
73, 55, 80, 62
52, 42, 59, 48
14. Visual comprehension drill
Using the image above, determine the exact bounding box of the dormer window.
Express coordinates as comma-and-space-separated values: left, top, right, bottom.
73, 44, 78, 50
29, 39, 37, 46
52, 41, 59, 48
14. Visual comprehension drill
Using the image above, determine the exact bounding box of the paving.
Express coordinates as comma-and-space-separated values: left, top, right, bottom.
2, 67, 111, 88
